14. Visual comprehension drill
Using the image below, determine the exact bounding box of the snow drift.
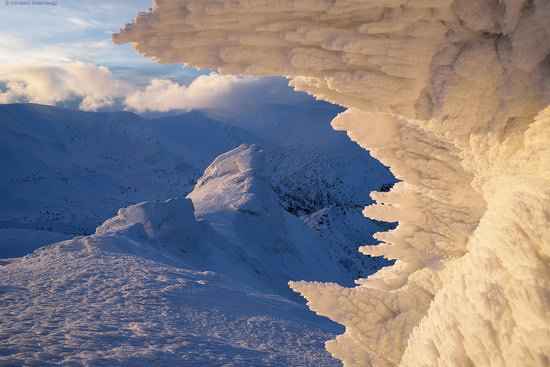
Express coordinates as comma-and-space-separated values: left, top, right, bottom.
0, 218, 340, 366
115, 1, 550, 366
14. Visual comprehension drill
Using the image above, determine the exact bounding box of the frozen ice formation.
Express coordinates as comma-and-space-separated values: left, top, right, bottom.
114, 1, 550, 366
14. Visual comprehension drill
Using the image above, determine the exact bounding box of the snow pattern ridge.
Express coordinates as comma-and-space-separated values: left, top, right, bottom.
115, 1, 550, 366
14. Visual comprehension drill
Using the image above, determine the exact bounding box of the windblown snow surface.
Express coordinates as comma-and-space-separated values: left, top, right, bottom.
0, 145, 357, 366
115, 1, 550, 366
0, 102, 396, 365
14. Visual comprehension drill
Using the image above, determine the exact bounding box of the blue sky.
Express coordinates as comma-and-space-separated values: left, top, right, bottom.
0, 0, 207, 85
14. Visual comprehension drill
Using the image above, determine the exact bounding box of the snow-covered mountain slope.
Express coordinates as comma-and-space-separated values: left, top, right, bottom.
0, 222, 341, 366
205, 103, 394, 211
188, 144, 354, 297
0, 103, 256, 235
206, 103, 397, 278
0, 145, 364, 366
0, 103, 394, 281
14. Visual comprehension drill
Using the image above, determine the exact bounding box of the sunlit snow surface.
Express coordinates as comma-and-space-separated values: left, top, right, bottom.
114, 1, 550, 366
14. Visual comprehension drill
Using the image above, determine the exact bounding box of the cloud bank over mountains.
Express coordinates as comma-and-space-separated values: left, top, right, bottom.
0, 62, 125, 111
0, 62, 311, 113
124, 74, 312, 113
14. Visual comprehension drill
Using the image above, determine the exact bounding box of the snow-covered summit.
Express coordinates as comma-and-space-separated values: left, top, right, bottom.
191, 144, 271, 216
188, 144, 354, 297
52, 144, 355, 301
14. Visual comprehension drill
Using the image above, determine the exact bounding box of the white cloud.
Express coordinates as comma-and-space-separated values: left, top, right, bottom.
66, 17, 102, 29
124, 74, 309, 113
0, 62, 310, 113
0, 61, 128, 111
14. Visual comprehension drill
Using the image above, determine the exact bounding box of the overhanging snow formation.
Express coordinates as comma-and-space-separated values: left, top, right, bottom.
114, 1, 550, 366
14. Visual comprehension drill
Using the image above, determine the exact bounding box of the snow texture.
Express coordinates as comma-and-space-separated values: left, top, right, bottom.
0, 229, 340, 366
187, 144, 355, 298
0, 102, 394, 283
115, 1, 550, 366
0, 145, 351, 366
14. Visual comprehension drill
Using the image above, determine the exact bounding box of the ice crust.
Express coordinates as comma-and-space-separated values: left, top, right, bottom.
115, 1, 550, 366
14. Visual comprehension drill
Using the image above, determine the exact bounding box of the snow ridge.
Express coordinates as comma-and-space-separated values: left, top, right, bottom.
0, 144, 359, 366
115, 1, 550, 366
188, 144, 355, 298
